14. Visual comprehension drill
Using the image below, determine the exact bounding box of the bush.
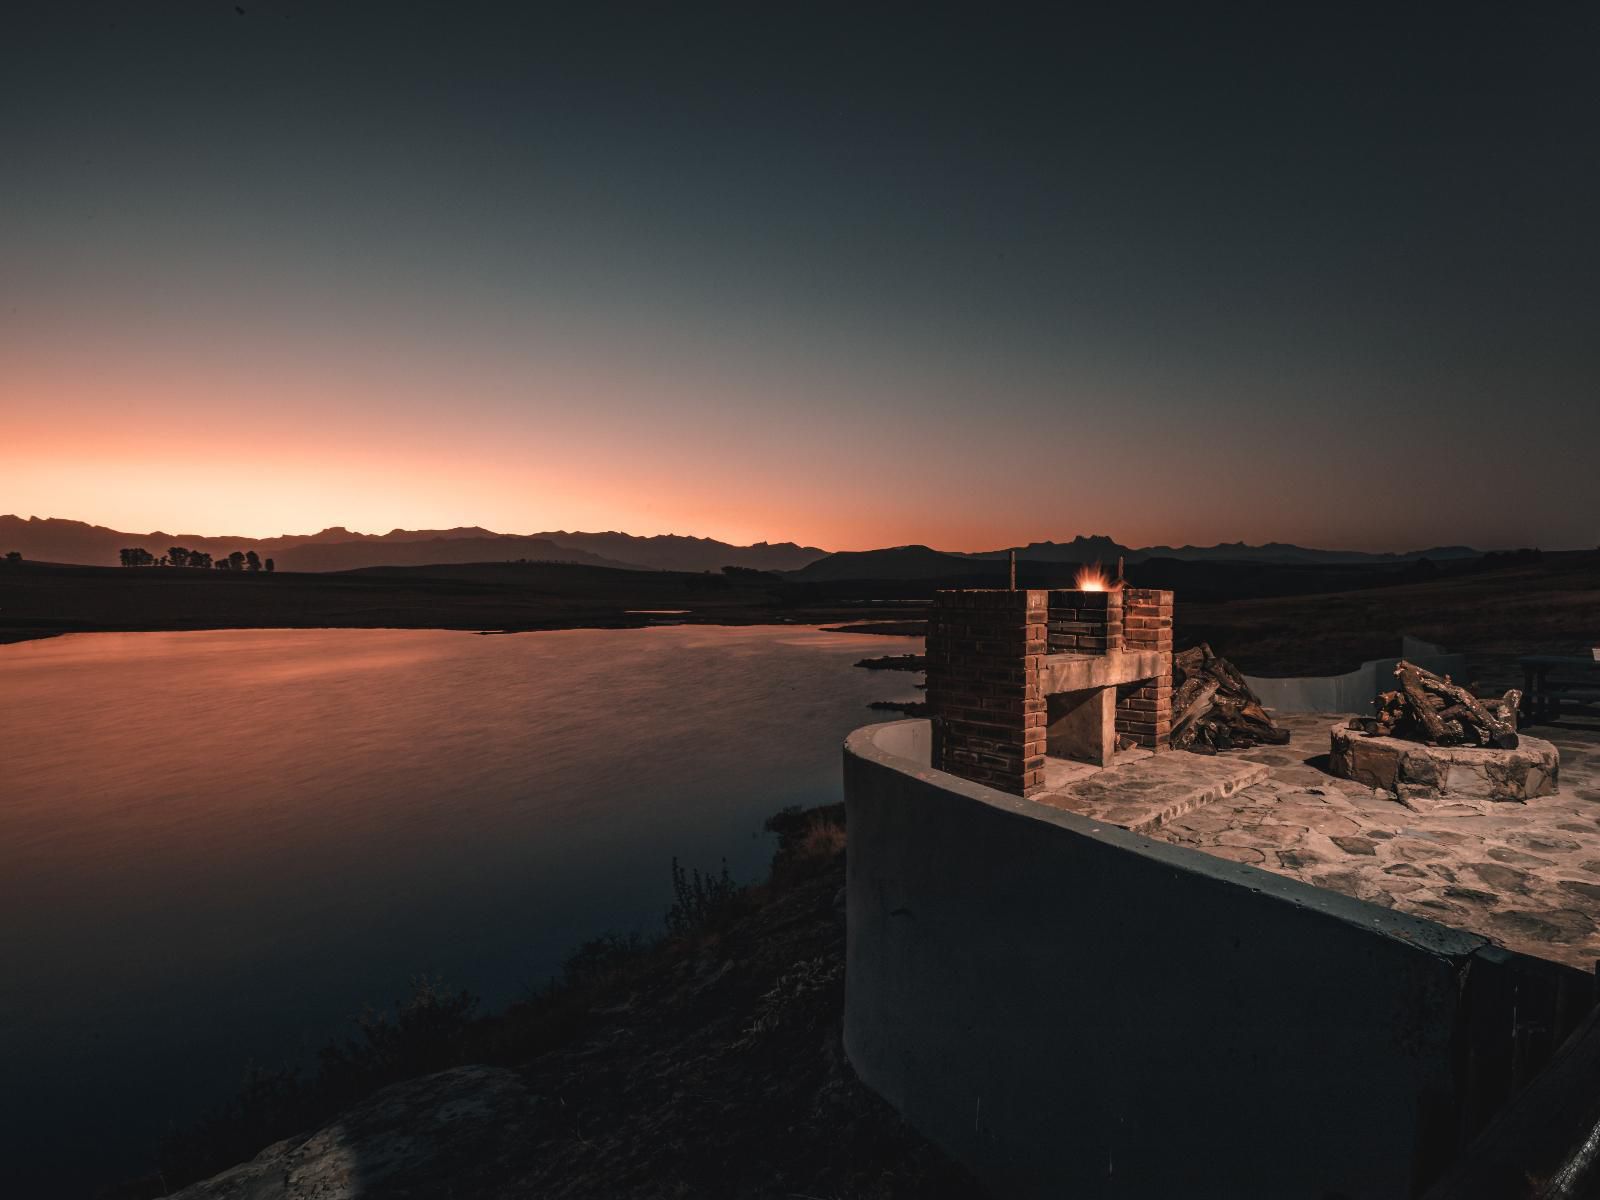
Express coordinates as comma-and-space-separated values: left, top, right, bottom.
316, 975, 478, 1101
665, 856, 744, 935
561, 931, 647, 990
765, 804, 846, 887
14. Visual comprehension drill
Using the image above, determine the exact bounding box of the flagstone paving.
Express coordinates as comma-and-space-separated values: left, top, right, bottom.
1032, 749, 1269, 831
1147, 712, 1600, 972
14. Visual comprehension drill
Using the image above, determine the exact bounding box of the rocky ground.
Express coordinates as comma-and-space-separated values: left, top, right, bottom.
160, 810, 978, 1200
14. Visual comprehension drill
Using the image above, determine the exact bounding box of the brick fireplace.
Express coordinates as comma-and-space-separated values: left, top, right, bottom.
925, 586, 1174, 797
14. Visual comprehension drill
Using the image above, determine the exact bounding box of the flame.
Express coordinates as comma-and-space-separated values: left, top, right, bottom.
1075, 563, 1121, 592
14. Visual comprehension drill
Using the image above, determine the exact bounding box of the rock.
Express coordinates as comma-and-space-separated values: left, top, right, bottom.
1377, 878, 1425, 895
1488, 910, 1588, 944
1465, 863, 1531, 894
1383, 864, 1427, 878
167, 1066, 538, 1200
1507, 832, 1584, 854
1328, 724, 1561, 803
1487, 846, 1556, 867
1442, 886, 1499, 907
1206, 845, 1265, 865
1391, 839, 1453, 863
1331, 836, 1378, 856
1275, 850, 1321, 870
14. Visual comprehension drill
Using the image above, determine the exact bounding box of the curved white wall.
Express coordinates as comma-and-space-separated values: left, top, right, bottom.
1242, 638, 1466, 714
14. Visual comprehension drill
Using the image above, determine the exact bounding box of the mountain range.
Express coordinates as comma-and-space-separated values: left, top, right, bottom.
0, 515, 827, 574
962, 535, 1481, 567
0, 515, 1481, 578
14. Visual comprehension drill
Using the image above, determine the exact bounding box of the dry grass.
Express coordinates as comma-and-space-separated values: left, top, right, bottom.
1179, 553, 1600, 684
794, 816, 847, 861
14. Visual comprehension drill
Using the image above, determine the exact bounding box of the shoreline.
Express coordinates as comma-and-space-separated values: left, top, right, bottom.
114, 804, 974, 1199
0, 561, 931, 649
0, 613, 928, 648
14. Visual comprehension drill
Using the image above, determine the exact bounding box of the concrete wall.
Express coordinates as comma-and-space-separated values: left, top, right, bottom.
1243, 637, 1467, 715
843, 719, 1585, 1199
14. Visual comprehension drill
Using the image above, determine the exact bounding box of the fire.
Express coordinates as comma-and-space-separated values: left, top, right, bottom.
1075, 562, 1121, 592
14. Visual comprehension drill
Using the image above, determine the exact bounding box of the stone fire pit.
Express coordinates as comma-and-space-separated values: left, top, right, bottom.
1328, 722, 1559, 803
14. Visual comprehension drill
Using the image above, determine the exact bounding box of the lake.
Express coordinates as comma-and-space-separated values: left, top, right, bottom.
0, 625, 920, 1192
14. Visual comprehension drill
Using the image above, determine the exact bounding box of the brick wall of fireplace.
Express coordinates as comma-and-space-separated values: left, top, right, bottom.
1118, 587, 1174, 749
928, 585, 1175, 796
924, 589, 1047, 796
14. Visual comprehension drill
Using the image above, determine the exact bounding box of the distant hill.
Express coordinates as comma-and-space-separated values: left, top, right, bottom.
0, 516, 519, 568
1, 514, 1483, 578
0, 516, 828, 573
1128, 540, 1481, 565
789, 545, 992, 583
528, 531, 826, 573
275, 537, 635, 572
789, 537, 1484, 582
961, 535, 1482, 568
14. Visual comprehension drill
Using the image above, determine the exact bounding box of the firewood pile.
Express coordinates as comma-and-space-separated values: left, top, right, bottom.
1348, 660, 1521, 749
1170, 643, 1291, 752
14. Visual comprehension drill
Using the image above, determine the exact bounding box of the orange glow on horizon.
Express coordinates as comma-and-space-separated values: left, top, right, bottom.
2, 332, 1527, 555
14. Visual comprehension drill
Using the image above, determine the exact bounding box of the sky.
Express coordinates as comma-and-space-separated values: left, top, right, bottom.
4, 2, 1597, 552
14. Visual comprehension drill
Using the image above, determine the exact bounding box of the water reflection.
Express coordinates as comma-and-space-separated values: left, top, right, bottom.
0, 625, 919, 1190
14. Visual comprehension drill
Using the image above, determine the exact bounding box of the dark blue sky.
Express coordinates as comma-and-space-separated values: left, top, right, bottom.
5, 2, 1597, 549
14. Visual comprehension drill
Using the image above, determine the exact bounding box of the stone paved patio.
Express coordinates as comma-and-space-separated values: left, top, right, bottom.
1148, 712, 1600, 972
1032, 749, 1268, 832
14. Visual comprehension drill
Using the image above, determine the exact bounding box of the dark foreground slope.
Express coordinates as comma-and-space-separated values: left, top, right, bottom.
129, 810, 975, 1200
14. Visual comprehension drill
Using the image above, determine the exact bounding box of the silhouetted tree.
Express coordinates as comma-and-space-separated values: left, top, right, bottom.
264, 558, 275, 573
227, 551, 246, 572
119, 547, 155, 567
245, 550, 261, 572
3, 550, 21, 564
189, 550, 213, 569
168, 547, 191, 568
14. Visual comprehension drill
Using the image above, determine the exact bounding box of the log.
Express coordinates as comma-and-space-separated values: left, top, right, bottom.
1397, 665, 1452, 743
1407, 662, 1519, 749
1171, 643, 1290, 751
1170, 678, 1220, 748
1375, 661, 1520, 749
1482, 692, 1521, 730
